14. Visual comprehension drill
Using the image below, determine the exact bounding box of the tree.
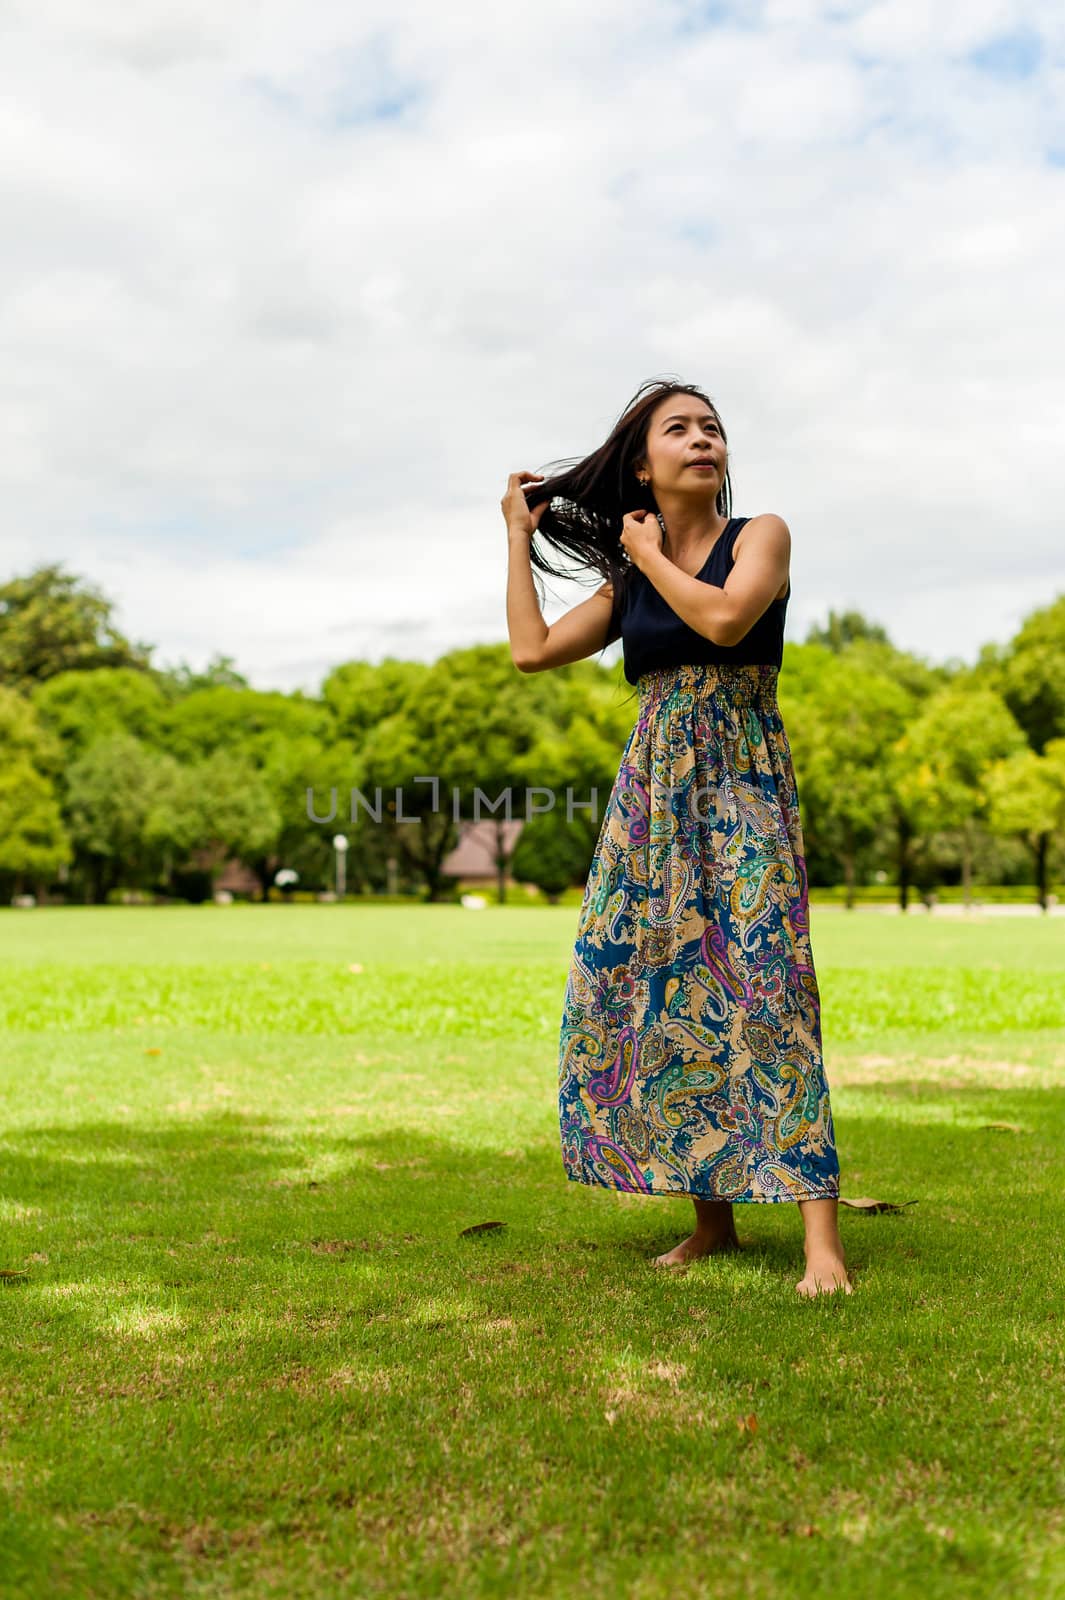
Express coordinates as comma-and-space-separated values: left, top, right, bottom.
63, 733, 168, 902
351, 643, 583, 903
512, 658, 634, 896
150, 653, 251, 696
354, 650, 515, 903
321, 658, 431, 742
0, 684, 65, 779
849, 646, 943, 909
511, 810, 598, 903
998, 594, 1065, 754
253, 730, 360, 900
985, 740, 1065, 910
0, 565, 153, 687
186, 748, 282, 891
804, 609, 893, 652
0, 762, 71, 896
157, 684, 337, 898
315, 660, 435, 896
0, 685, 71, 898
31, 667, 170, 759
162, 684, 332, 764
141, 755, 212, 894
781, 645, 913, 907
426, 643, 628, 905
894, 688, 1029, 906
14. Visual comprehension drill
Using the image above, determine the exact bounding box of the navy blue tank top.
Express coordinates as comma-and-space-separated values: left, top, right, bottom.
610, 515, 790, 686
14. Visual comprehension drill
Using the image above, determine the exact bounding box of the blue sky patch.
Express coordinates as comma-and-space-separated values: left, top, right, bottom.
966, 27, 1043, 80
676, 220, 717, 248
673, 0, 758, 36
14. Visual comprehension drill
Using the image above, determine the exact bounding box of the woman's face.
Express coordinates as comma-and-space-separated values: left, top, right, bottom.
640, 396, 726, 500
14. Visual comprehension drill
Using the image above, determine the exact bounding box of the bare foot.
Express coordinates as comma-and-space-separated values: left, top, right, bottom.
795, 1246, 853, 1297
652, 1226, 741, 1268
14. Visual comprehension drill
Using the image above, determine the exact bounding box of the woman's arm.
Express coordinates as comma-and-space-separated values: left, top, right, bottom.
635, 514, 790, 647
507, 534, 617, 672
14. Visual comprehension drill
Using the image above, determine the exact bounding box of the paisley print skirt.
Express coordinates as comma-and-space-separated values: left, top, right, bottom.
557, 661, 840, 1203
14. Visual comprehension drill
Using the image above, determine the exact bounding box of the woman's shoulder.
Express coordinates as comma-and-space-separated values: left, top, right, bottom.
732, 512, 791, 554
732, 514, 791, 603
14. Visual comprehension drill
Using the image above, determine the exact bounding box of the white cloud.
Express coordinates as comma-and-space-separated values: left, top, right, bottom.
1, 0, 1063, 691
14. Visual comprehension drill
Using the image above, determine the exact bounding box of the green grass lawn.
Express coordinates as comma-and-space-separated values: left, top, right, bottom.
1, 906, 1063, 1600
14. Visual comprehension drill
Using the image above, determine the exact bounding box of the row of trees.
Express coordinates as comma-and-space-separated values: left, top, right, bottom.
1, 564, 1064, 908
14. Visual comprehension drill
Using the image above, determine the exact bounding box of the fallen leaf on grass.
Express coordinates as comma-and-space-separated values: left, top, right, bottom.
1, 1270, 29, 1282
839, 1197, 918, 1215
459, 1220, 506, 1237
736, 1413, 758, 1433
981, 1121, 1022, 1133
145, 1048, 162, 1056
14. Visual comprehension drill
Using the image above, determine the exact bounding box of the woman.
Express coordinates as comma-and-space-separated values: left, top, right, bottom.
503, 378, 852, 1297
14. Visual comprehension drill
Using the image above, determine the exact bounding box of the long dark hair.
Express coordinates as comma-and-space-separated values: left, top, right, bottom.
524, 376, 733, 626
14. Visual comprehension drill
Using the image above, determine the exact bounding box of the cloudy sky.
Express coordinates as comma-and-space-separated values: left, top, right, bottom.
3, 0, 1063, 691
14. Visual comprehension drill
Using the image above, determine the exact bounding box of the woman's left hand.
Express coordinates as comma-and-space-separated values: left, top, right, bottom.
619, 509, 663, 571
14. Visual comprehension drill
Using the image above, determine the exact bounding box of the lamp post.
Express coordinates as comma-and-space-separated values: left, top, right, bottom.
332, 834, 349, 900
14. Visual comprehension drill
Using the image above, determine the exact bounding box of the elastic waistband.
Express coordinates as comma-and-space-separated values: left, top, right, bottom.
636, 661, 780, 711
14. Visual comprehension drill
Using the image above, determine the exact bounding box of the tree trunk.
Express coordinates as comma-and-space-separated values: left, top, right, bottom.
494, 818, 509, 906
90, 855, 108, 905
252, 854, 275, 903
402, 811, 458, 902
896, 813, 913, 912
842, 842, 855, 910
1035, 831, 1049, 912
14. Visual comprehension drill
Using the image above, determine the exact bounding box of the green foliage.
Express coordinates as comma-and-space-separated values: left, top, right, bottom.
321, 657, 431, 740
63, 733, 179, 897
150, 651, 251, 695
510, 809, 598, 901
162, 684, 332, 765
985, 741, 1065, 841
0, 687, 71, 884
191, 747, 283, 866
31, 667, 171, 758
0, 563, 154, 686
803, 606, 892, 651
999, 593, 1065, 753
0, 760, 70, 880
518, 657, 635, 802
0, 684, 65, 778
3, 558, 1064, 906
895, 688, 1028, 833
782, 647, 915, 896
59, 734, 282, 901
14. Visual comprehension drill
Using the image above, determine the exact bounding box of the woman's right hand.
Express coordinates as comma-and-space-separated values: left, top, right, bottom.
619, 507, 664, 571
502, 471, 550, 540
